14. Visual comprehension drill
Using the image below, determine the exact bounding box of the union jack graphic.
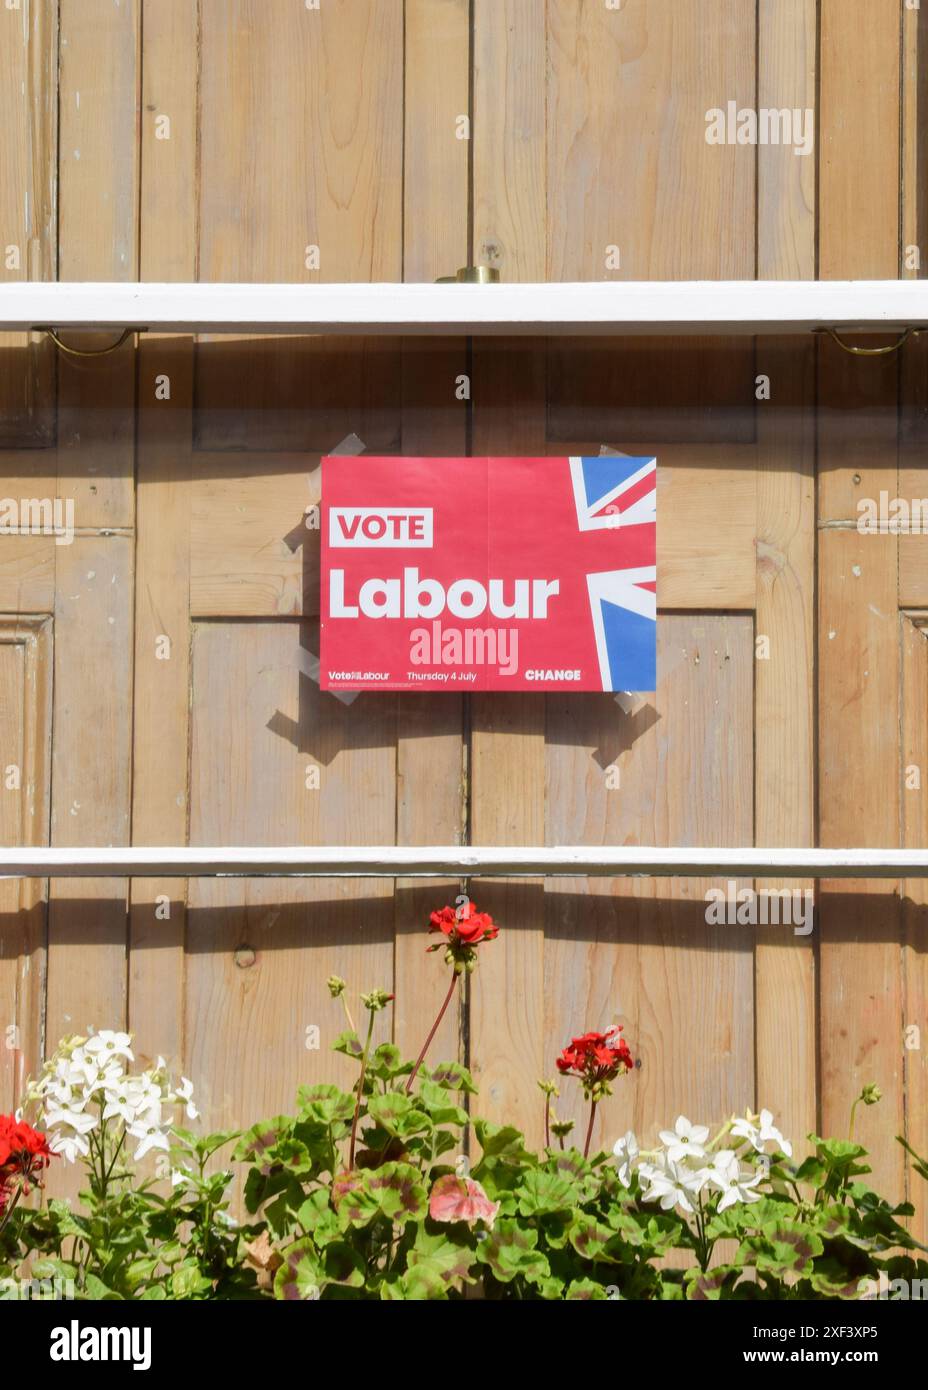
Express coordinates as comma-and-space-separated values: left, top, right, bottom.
569, 455, 657, 693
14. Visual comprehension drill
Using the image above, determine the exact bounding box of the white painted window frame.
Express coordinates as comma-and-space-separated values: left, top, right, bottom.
0, 280, 927, 337
0, 847, 926, 878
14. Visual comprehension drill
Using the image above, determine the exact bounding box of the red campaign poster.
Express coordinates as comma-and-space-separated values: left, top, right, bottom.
320, 455, 656, 693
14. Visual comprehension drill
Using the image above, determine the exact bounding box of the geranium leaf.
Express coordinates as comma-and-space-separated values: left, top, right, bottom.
427, 1062, 478, 1094
366, 1162, 428, 1222
477, 1219, 550, 1283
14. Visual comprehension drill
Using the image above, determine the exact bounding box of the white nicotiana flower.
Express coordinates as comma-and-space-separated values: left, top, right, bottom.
49, 1130, 91, 1163
612, 1130, 639, 1187
171, 1166, 193, 1189
639, 1155, 704, 1214
43, 1101, 97, 1136
85, 1030, 135, 1065
128, 1104, 171, 1161
705, 1149, 763, 1212
659, 1115, 710, 1164
176, 1076, 199, 1120
731, 1108, 793, 1159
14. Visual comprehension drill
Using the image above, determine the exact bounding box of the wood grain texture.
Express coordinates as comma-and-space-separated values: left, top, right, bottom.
129, 338, 193, 1070
472, 0, 545, 280
198, 0, 403, 283
139, 0, 198, 282
404, 0, 470, 282
819, 0, 900, 280
546, 614, 754, 1152
902, 614, 928, 1243
817, 0, 906, 1198
754, 6, 817, 1142
753, 338, 816, 1140
818, 529, 903, 1192
0, 620, 52, 1109
0, 0, 57, 447
469, 341, 546, 1145
57, 0, 140, 281
129, 0, 199, 1071
547, 0, 755, 281
45, 538, 133, 1200
186, 622, 396, 1173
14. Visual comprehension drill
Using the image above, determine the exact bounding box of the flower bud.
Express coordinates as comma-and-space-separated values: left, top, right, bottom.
327, 975, 347, 999
360, 988, 394, 1013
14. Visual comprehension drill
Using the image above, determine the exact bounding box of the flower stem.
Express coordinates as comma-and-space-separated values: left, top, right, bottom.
348, 1009, 376, 1170
544, 1094, 551, 1150
405, 969, 459, 1095
583, 1100, 598, 1159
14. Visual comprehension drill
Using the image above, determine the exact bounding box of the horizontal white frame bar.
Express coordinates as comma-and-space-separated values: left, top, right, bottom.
1, 281, 927, 337
0, 846, 926, 878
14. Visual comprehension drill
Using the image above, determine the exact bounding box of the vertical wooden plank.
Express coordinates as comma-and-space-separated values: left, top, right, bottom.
404, 0, 469, 282
138, 0, 199, 280
818, 0, 905, 1196
546, 0, 755, 280
128, 0, 199, 1072
818, 527, 903, 1185
186, 623, 396, 1176
46, 538, 134, 1044
46, 2, 138, 1201
198, 0, 403, 282
470, 0, 546, 1145
754, 0, 817, 1142
819, 0, 900, 280
511, 1, 758, 1152
472, 0, 545, 280
395, 0, 470, 1066
546, 619, 754, 1151
468, 340, 546, 1145
0, 0, 57, 447
189, 1, 406, 1144
57, 0, 140, 281
0, 637, 26, 1106
902, 615, 928, 1243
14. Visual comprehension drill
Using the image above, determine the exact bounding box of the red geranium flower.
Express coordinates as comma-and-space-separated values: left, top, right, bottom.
555, 1027, 633, 1100
0, 1114, 54, 1217
427, 902, 499, 972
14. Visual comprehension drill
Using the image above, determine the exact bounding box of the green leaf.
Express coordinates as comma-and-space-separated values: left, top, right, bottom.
170, 1263, 213, 1299
685, 1265, 741, 1301
474, 1120, 533, 1163
367, 1043, 411, 1082
516, 1167, 580, 1217
365, 1162, 427, 1222
297, 1083, 356, 1125
427, 1062, 478, 1094
808, 1258, 869, 1299
332, 1030, 364, 1060
751, 1220, 824, 1276
274, 1238, 323, 1301
569, 1213, 624, 1264
367, 1092, 431, 1140
565, 1278, 607, 1300
415, 1079, 468, 1127
331, 1173, 380, 1228
233, 1116, 292, 1167
476, 1219, 550, 1284
83, 1273, 122, 1301
296, 1188, 345, 1245
403, 1229, 476, 1298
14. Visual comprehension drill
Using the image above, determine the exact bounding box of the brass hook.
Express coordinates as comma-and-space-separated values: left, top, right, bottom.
815, 326, 922, 356
38, 327, 141, 358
